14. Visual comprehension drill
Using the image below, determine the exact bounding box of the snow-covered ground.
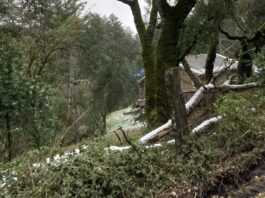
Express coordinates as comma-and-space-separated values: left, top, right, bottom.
106, 106, 145, 132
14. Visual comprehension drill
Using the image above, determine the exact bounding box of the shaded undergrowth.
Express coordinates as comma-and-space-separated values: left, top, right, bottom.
1, 89, 265, 197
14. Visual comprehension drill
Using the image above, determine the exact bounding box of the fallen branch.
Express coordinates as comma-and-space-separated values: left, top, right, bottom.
186, 83, 215, 115
106, 116, 222, 151
140, 81, 260, 143
120, 127, 142, 158
140, 120, 172, 143
192, 116, 222, 133
114, 132, 122, 145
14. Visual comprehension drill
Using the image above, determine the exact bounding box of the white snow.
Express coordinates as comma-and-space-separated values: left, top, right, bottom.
0, 144, 92, 195
139, 120, 172, 143
192, 116, 222, 133
186, 83, 214, 114
104, 145, 131, 151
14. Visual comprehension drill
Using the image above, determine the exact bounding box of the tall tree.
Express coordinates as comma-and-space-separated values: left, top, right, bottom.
117, 0, 197, 129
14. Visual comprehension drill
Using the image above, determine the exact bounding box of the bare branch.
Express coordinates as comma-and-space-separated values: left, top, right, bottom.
230, 13, 247, 34
220, 26, 247, 41
119, 127, 142, 157
181, 59, 202, 89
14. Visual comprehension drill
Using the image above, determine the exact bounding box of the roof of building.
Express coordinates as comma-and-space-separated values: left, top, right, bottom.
137, 53, 239, 83
180, 53, 238, 75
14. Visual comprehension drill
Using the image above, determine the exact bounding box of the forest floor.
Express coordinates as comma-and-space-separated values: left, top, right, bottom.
1, 90, 265, 197
158, 150, 265, 198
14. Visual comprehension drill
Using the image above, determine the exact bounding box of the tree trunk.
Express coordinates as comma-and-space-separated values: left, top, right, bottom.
66, 52, 78, 143
205, 30, 219, 82
119, 0, 197, 128
128, 1, 157, 128
165, 68, 188, 152
155, 15, 182, 126
238, 40, 253, 83
142, 47, 157, 129
5, 113, 12, 161
102, 112, 107, 135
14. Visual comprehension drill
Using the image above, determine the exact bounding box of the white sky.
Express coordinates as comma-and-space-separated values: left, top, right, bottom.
84, 0, 146, 32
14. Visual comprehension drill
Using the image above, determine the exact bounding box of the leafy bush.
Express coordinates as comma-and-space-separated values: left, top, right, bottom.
1, 90, 265, 197
0, 36, 61, 161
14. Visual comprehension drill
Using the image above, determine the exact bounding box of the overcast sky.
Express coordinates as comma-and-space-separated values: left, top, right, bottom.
84, 0, 146, 32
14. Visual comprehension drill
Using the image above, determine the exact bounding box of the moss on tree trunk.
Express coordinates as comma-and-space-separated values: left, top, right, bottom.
205, 30, 219, 82
142, 48, 157, 128
120, 0, 197, 129
155, 15, 182, 126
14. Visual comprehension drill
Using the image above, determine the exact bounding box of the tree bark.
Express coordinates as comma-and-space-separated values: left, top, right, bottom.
155, 14, 182, 125
127, 0, 157, 128
238, 39, 253, 83
165, 68, 188, 151
154, 0, 197, 125
118, 0, 197, 128
5, 113, 12, 161
205, 30, 219, 83
66, 51, 79, 143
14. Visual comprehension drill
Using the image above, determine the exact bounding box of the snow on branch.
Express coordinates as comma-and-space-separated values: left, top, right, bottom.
186, 83, 214, 115
139, 81, 261, 143
192, 116, 222, 133
139, 120, 172, 143
105, 78, 261, 150
105, 116, 223, 151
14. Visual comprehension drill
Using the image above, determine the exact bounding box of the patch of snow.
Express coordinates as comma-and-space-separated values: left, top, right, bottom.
104, 146, 131, 151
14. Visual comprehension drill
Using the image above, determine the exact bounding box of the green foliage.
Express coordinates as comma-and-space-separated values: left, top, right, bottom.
0, 142, 173, 197
79, 13, 141, 133
0, 35, 61, 160
254, 49, 265, 71
1, 89, 265, 197
213, 91, 265, 156
0, 0, 142, 153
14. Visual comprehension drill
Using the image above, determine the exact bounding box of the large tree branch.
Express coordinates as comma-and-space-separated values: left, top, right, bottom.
140, 81, 261, 143
37, 46, 67, 75
118, 0, 149, 46
173, 0, 197, 23
181, 59, 202, 89
155, 0, 171, 19
106, 116, 222, 151
147, 0, 158, 38
220, 27, 247, 41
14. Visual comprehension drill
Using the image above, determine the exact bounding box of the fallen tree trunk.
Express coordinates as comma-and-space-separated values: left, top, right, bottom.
140, 81, 260, 143
192, 116, 222, 133
106, 80, 261, 150
106, 116, 222, 151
